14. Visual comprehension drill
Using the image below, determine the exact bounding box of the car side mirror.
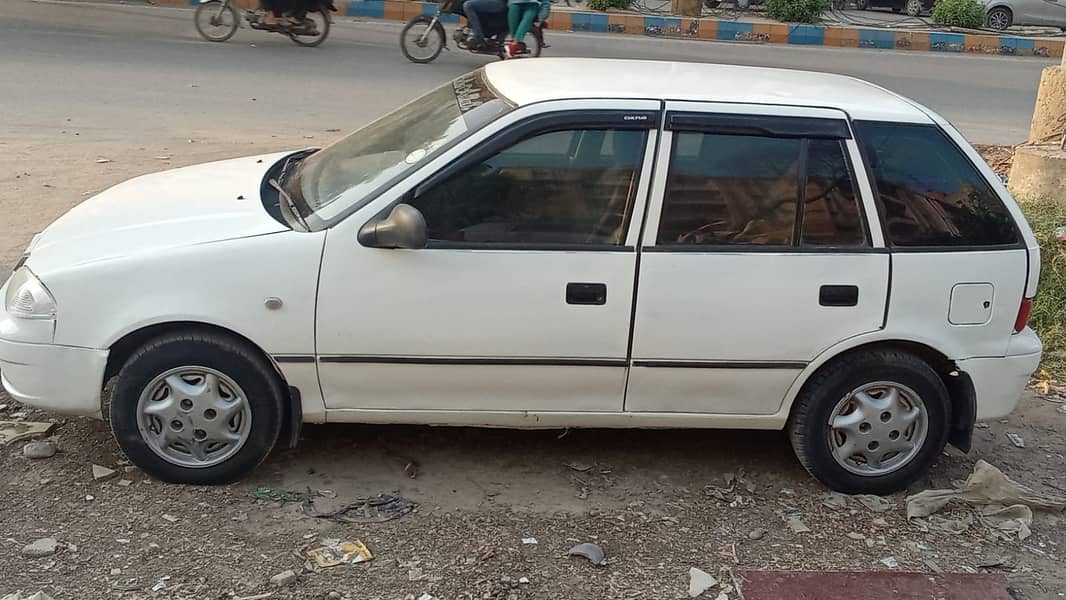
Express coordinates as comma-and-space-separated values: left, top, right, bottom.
357, 203, 428, 249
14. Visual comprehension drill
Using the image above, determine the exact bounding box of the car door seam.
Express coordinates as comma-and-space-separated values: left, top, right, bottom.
622, 103, 667, 411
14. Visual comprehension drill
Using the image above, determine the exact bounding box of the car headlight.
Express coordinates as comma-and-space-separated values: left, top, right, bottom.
4, 268, 57, 320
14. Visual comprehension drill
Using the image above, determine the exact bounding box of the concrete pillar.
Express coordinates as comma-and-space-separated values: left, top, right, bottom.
1025, 62, 1066, 144
1006, 145, 1066, 202
1007, 53, 1066, 203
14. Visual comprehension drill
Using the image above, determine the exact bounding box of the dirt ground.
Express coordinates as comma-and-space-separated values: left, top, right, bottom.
3, 133, 1066, 600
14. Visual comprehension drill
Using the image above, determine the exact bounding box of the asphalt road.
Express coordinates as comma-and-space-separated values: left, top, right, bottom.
0, 0, 1054, 145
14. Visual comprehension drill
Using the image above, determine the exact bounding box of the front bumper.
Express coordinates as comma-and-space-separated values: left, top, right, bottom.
958, 327, 1043, 421
0, 336, 108, 418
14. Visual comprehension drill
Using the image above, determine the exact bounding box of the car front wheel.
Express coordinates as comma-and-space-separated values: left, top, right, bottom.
788, 349, 950, 495
108, 330, 285, 485
986, 6, 1012, 30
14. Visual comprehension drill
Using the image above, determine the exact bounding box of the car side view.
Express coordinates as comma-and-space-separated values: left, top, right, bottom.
981, 0, 1066, 30
0, 59, 1042, 494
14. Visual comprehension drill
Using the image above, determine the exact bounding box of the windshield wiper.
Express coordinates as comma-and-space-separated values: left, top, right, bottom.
275, 148, 317, 209
270, 178, 310, 232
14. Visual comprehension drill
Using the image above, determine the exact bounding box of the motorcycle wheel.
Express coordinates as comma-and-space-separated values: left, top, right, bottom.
194, 0, 240, 43
501, 32, 543, 59
530, 29, 543, 57
289, 10, 330, 47
401, 16, 446, 64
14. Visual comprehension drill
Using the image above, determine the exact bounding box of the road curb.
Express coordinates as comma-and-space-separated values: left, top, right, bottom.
165, 0, 1064, 57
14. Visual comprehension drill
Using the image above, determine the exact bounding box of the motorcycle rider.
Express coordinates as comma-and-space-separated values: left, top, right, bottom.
463, 0, 506, 49
506, 0, 550, 57
260, 0, 317, 29
260, 0, 287, 27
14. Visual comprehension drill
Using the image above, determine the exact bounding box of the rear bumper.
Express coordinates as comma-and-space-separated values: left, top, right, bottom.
958, 327, 1042, 421
0, 336, 107, 418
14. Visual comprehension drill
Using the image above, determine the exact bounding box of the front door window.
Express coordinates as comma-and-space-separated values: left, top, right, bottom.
409, 128, 648, 246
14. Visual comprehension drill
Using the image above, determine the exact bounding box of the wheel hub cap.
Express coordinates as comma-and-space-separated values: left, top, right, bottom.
136, 367, 252, 468
826, 381, 927, 476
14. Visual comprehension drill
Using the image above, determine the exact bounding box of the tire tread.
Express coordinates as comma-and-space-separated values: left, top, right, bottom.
788, 349, 950, 494
108, 329, 284, 485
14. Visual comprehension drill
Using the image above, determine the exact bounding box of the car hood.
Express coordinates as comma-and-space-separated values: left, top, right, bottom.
27, 152, 295, 273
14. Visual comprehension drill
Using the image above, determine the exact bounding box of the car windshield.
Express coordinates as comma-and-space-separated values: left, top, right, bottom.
288, 70, 511, 228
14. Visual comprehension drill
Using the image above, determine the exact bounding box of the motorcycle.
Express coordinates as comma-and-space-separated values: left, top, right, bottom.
400, 0, 546, 64
194, 0, 336, 47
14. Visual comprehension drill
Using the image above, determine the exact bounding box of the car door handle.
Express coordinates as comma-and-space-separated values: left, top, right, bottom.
820, 285, 859, 307
567, 282, 607, 306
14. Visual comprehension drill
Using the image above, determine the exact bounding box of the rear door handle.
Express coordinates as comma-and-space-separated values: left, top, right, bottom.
820, 285, 859, 307
567, 282, 607, 306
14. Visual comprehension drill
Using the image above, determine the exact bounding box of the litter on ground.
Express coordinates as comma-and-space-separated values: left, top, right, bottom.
306, 494, 416, 523
0, 421, 55, 446
567, 542, 607, 566
306, 539, 373, 568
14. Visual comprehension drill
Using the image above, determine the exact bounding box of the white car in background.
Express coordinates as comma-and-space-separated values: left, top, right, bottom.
0, 59, 1042, 494
982, 0, 1066, 30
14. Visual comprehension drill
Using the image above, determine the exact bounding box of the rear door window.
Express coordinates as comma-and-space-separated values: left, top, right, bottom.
657, 132, 866, 247
854, 122, 1019, 248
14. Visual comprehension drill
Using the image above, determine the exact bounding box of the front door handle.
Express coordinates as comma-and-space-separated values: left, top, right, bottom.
820, 285, 859, 307
567, 282, 607, 306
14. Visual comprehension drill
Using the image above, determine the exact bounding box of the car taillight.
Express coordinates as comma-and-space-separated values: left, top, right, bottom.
1014, 297, 1033, 333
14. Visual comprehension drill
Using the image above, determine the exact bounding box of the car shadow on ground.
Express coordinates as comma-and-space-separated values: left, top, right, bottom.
256, 424, 807, 513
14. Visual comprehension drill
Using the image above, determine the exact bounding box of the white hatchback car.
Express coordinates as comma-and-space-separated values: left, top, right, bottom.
0, 59, 1042, 494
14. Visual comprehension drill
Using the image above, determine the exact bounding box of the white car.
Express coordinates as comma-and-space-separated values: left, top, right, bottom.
0, 59, 1042, 494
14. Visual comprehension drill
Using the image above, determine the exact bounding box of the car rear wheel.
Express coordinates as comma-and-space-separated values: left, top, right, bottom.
788, 349, 950, 494
986, 7, 1012, 30
905, 0, 923, 16
107, 330, 285, 485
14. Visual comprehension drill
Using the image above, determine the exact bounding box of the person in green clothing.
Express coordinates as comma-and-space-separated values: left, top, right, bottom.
506, 0, 550, 57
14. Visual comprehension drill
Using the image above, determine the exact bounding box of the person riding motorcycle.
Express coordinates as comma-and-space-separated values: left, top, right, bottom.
259, 0, 318, 29
462, 0, 507, 49
506, 0, 550, 57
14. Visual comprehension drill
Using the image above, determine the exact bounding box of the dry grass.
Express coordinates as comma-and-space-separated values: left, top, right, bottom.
1021, 197, 1066, 377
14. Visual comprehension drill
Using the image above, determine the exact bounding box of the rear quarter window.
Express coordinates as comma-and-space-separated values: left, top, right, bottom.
854, 122, 1019, 248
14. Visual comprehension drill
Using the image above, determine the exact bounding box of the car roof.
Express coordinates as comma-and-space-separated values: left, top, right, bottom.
483, 58, 934, 124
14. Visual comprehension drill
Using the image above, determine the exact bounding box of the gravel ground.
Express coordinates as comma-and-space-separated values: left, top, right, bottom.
2, 388, 1066, 600
1, 131, 1064, 599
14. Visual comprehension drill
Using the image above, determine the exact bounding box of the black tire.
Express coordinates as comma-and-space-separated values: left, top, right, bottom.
401, 16, 446, 64
788, 350, 950, 495
986, 6, 1012, 30
194, 0, 239, 43
107, 330, 285, 485
905, 0, 922, 16
853, 0, 868, 10
529, 29, 544, 57
289, 10, 330, 47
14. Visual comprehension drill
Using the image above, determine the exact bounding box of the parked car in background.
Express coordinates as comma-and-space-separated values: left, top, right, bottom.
0, 59, 1042, 495
982, 0, 1066, 30
854, 0, 934, 17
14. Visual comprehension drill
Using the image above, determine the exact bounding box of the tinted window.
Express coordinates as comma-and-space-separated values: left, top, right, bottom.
410, 128, 646, 245
803, 139, 865, 246
854, 122, 1018, 247
658, 133, 865, 247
